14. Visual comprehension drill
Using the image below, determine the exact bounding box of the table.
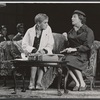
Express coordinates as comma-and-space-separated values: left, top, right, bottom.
11, 59, 69, 96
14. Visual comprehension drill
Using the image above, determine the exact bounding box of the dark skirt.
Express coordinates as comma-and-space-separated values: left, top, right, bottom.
64, 52, 89, 71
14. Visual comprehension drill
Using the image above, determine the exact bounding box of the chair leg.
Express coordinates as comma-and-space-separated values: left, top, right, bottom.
64, 67, 69, 94
3, 76, 6, 87
21, 70, 26, 92
12, 69, 17, 94
92, 78, 95, 88
87, 76, 94, 90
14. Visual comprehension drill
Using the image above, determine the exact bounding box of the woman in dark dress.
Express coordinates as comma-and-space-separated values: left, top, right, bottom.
61, 10, 94, 91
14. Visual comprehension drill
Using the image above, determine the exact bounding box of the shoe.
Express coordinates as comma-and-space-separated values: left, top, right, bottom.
28, 85, 35, 90
36, 83, 43, 90
78, 85, 87, 91
73, 86, 79, 91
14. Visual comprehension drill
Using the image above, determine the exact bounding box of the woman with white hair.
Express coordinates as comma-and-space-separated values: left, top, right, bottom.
22, 13, 54, 90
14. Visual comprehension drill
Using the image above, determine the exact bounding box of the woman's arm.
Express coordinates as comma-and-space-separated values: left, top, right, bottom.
60, 28, 94, 53
22, 29, 35, 53
43, 27, 54, 54
76, 29, 94, 52
62, 32, 68, 41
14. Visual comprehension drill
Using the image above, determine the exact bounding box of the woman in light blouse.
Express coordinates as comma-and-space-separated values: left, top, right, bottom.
22, 13, 54, 90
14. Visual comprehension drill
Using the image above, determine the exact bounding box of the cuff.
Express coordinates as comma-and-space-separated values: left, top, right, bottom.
31, 48, 37, 53
43, 49, 48, 54
76, 47, 79, 51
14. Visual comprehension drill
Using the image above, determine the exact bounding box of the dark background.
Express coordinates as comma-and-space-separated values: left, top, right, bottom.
0, 3, 100, 40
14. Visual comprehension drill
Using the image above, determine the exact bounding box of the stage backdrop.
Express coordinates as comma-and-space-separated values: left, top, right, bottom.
0, 3, 100, 41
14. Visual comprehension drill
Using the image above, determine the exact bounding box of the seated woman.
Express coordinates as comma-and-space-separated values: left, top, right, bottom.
22, 13, 54, 90
60, 10, 94, 91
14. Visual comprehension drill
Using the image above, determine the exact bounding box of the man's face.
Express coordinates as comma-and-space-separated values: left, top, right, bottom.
18, 27, 24, 34
1, 28, 7, 37
39, 19, 48, 30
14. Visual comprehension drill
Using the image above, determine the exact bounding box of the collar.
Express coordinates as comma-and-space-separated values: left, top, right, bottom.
76, 24, 87, 35
17, 32, 21, 35
18, 32, 24, 36
79, 24, 87, 30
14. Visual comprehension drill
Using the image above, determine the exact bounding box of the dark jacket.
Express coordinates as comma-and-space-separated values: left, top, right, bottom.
0, 34, 6, 42
13, 33, 24, 41
65, 24, 94, 70
68, 24, 94, 52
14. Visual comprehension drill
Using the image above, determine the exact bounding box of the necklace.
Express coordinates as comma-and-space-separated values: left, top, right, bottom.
35, 26, 42, 38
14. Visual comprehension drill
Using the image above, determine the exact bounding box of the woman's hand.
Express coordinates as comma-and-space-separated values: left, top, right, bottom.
60, 47, 77, 53
36, 49, 45, 54
60, 49, 67, 53
62, 32, 68, 41
66, 47, 77, 53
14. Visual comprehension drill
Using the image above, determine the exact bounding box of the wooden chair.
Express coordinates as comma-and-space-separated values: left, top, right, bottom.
0, 41, 21, 87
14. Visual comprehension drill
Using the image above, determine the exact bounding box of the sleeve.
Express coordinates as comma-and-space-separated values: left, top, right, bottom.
43, 26, 54, 54
0, 35, 5, 42
13, 33, 22, 41
22, 29, 35, 53
76, 29, 94, 52
31, 48, 37, 53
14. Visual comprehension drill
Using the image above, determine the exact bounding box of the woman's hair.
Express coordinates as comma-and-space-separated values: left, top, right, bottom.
78, 14, 86, 24
34, 13, 49, 24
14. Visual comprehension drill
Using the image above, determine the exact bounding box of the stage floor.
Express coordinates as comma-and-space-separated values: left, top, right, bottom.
0, 79, 100, 98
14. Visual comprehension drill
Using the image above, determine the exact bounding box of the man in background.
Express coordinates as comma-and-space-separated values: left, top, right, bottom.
0, 25, 7, 42
13, 23, 25, 41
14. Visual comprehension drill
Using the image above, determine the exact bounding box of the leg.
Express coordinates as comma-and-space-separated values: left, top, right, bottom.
69, 70, 80, 91
36, 67, 44, 85
29, 66, 37, 90
36, 67, 44, 89
74, 69, 87, 91
64, 66, 80, 92
69, 70, 80, 86
74, 69, 85, 86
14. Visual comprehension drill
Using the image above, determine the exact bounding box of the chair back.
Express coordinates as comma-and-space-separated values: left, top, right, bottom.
52, 33, 66, 54
88, 41, 100, 76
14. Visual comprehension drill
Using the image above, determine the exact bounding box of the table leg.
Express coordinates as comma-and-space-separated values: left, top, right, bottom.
64, 67, 69, 94
57, 64, 62, 96
12, 69, 17, 94
21, 70, 26, 92
3, 76, 6, 87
